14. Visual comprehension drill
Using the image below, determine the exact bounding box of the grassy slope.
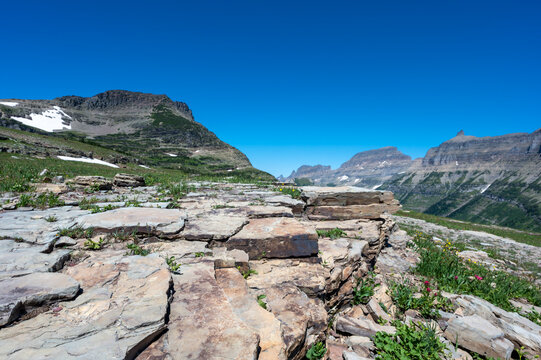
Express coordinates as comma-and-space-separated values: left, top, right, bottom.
396, 210, 541, 247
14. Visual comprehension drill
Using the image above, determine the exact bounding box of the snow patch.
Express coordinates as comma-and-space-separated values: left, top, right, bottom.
195, 150, 200, 153
372, 184, 383, 190
338, 175, 349, 181
353, 178, 360, 184
0, 101, 18, 107
455, 161, 459, 166
11, 106, 72, 132
57, 156, 119, 168
166, 153, 178, 157
480, 183, 492, 193
139, 165, 151, 169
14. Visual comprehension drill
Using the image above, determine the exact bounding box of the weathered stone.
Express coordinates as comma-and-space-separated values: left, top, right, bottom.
0, 272, 80, 326
0, 207, 89, 245
226, 217, 318, 259
70, 175, 113, 190
243, 205, 294, 218
113, 173, 145, 187
182, 213, 247, 241
366, 298, 392, 323
335, 315, 396, 338
264, 195, 305, 215
443, 314, 514, 359
342, 351, 372, 360
54, 236, 78, 247
163, 261, 260, 359
301, 186, 396, 206
326, 340, 348, 360
215, 267, 287, 359
78, 207, 186, 236
0, 240, 71, 280
306, 203, 401, 220
0, 253, 171, 359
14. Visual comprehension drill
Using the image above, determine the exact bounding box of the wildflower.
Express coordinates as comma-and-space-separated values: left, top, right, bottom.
475, 275, 483, 281
426, 287, 431, 293
424, 280, 430, 286
454, 276, 458, 280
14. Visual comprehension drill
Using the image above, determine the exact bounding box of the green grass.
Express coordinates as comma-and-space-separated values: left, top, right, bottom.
396, 210, 541, 247
412, 231, 541, 311
316, 228, 347, 239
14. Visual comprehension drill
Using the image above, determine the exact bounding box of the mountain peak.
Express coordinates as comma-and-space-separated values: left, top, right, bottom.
456, 130, 465, 136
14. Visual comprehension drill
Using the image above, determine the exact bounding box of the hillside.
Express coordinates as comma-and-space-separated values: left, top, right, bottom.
285, 129, 541, 232
0, 90, 273, 179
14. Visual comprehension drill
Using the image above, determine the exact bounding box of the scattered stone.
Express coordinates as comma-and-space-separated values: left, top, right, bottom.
70, 175, 113, 190
182, 213, 248, 241
335, 315, 396, 338
34, 183, 68, 194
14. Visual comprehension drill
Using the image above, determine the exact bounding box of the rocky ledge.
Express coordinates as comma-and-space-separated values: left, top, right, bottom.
0, 180, 538, 359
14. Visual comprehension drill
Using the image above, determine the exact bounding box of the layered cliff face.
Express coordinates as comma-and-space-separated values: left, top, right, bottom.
385, 130, 541, 232
285, 130, 541, 231
0, 90, 263, 176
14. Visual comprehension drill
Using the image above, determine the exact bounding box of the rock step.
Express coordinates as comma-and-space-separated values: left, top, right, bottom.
225, 217, 318, 260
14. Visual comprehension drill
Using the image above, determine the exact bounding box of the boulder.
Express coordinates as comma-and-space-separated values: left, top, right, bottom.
306, 203, 401, 220
443, 314, 514, 359
113, 173, 145, 187
225, 217, 318, 259
78, 207, 186, 237
0, 272, 80, 326
70, 176, 113, 190
34, 183, 68, 195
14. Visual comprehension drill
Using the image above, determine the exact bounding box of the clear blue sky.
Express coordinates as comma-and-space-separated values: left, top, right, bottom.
1, 1, 540, 177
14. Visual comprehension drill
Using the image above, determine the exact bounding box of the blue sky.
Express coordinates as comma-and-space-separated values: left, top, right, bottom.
1, 1, 540, 176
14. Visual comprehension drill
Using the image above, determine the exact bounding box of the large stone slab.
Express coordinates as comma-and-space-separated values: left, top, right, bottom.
0, 252, 171, 359
0, 207, 89, 245
181, 213, 247, 241
335, 315, 396, 338
113, 173, 145, 187
0, 240, 71, 280
0, 272, 80, 326
156, 261, 260, 359
78, 207, 186, 236
301, 186, 395, 206
443, 314, 514, 360
225, 217, 318, 259
215, 267, 287, 360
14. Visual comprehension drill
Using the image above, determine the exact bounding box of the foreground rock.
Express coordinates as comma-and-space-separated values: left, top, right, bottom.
113, 173, 145, 187
78, 207, 186, 237
225, 217, 318, 259
0, 272, 80, 326
0, 252, 171, 359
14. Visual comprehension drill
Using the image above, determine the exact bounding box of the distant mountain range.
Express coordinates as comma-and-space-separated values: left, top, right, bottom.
282, 129, 541, 232
0, 90, 272, 179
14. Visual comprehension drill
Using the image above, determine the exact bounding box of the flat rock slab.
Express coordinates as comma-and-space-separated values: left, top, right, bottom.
0, 240, 71, 280
78, 207, 186, 236
301, 186, 395, 206
181, 213, 247, 241
226, 217, 318, 259
0, 272, 80, 326
0, 207, 89, 245
306, 203, 401, 220
0, 252, 171, 359
150, 261, 260, 359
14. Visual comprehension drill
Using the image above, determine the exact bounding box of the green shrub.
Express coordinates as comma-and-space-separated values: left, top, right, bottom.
126, 243, 149, 256
84, 237, 104, 250
353, 272, 378, 305
373, 321, 447, 359
166, 256, 181, 272
389, 278, 453, 319
58, 225, 94, 239
306, 341, 326, 360
273, 186, 302, 199
316, 228, 347, 239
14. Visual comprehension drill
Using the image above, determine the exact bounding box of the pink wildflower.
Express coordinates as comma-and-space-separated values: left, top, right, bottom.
454, 276, 458, 280
426, 287, 431, 293
424, 280, 430, 286
475, 275, 483, 281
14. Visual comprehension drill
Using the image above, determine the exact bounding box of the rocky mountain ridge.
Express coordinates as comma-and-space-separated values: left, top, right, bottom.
0, 90, 266, 177
284, 129, 541, 231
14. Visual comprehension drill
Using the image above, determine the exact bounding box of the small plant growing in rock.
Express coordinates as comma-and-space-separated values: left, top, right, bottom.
45, 215, 58, 222
17, 194, 34, 208
306, 341, 326, 360
237, 266, 258, 279
212, 204, 235, 209
84, 237, 104, 250
352, 272, 378, 305
273, 186, 302, 199
257, 294, 267, 310
194, 252, 205, 258
316, 228, 347, 239
388, 278, 453, 319
373, 321, 447, 359
58, 225, 94, 239
126, 243, 149, 256
166, 256, 181, 272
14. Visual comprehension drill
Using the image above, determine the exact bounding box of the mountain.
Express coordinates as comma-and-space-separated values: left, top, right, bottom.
284, 146, 413, 188
0, 90, 272, 179
285, 130, 541, 231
